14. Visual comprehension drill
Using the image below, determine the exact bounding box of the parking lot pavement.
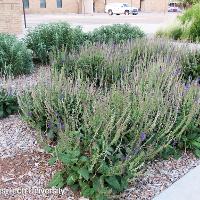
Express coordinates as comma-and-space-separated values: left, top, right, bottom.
23, 12, 178, 34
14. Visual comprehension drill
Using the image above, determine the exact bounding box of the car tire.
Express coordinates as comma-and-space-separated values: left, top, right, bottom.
108, 9, 113, 15
124, 10, 129, 15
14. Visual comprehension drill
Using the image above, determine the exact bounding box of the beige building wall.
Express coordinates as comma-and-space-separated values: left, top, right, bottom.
82, 0, 93, 14
25, 0, 82, 14
24, 0, 167, 14
141, 0, 168, 12
0, 0, 22, 35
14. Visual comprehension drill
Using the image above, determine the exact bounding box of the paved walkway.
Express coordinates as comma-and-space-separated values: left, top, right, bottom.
23, 12, 178, 34
153, 165, 200, 200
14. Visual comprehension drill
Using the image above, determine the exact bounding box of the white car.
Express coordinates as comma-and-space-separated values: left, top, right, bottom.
105, 3, 138, 15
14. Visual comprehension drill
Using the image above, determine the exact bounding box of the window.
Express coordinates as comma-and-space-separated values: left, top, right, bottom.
57, 0, 62, 8
23, 0, 29, 9
40, 0, 46, 8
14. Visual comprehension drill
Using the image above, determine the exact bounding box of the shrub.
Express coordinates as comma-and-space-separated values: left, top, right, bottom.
156, 25, 183, 40
51, 43, 128, 87
157, 3, 200, 42
52, 39, 200, 85
0, 88, 18, 118
18, 57, 200, 199
25, 22, 88, 64
0, 34, 33, 77
89, 24, 145, 44
179, 3, 200, 42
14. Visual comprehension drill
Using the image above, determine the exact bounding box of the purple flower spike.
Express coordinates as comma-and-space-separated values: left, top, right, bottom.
120, 66, 126, 73
61, 123, 65, 130
184, 83, 190, 91
140, 132, 147, 142
61, 59, 65, 64
28, 112, 32, 117
160, 66, 164, 73
133, 147, 140, 155
55, 112, 59, 117
47, 122, 51, 129
173, 68, 181, 76
172, 140, 178, 147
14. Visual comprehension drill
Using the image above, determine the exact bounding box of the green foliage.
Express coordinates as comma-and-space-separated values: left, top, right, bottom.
52, 39, 200, 84
159, 144, 182, 160
156, 25, 183, 40
51, 44, 125, 86
0, 34, 33, 77
19, 44, 200, 199
180, 49, 200, 80
25, 22, 88, 64
161, 115, 200, 159
174, 115, 200, 158
157, 3, 200, 42
179, 0, 199, 5
89, 24, 145, 44
179, 3, 200, 41
0, 88, 19, 118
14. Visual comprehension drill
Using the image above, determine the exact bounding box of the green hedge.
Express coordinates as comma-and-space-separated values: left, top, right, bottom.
25, 23, 145, 65
25, 22, 88, 64
0, 34, 33, 77
89, 24, 145, 44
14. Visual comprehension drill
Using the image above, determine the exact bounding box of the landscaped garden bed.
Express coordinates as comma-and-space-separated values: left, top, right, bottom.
0, 17, 200, 199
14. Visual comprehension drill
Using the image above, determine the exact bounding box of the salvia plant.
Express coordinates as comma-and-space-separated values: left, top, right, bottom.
51, 38, 200, 85
18, 40, 200, 198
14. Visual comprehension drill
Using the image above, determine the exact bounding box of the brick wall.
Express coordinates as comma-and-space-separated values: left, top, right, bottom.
0, 0, 22, 35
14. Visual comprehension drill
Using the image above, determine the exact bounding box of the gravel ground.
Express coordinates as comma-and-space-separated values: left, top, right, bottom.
119, 153, 200, 200
1, 115, 199, 200
0, 66, 51, 93
0, 115, 78, 200
0, 115, 38, 158
0, 66, 200, 200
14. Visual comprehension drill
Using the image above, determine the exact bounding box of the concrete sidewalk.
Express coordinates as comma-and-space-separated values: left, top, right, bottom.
153, 165, 200, 200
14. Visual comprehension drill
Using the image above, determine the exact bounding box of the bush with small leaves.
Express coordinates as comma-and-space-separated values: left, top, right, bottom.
0, 34, 33, 77
89, 24, 145, 44
25, 22, 88, 64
